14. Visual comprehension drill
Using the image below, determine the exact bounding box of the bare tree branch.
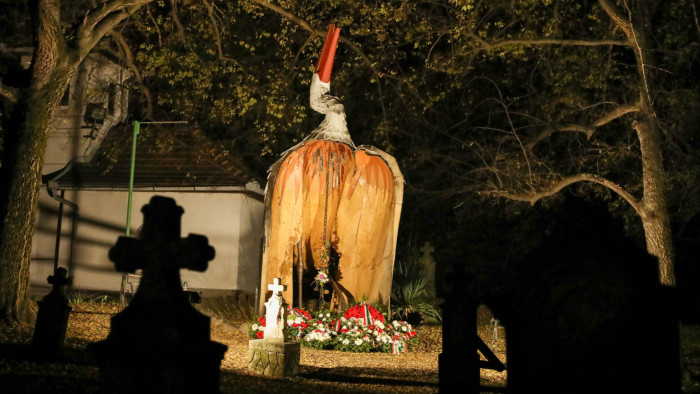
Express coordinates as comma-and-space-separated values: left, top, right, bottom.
692, 0, 700, 37
525, 104, 639, 151
600, 0, 657, 118
168, 0, 188, 46
109, 31, 153, 118
80, 0, 126, 36
199, 0, 245, 72
598, 0, 633, 36
248, 0, 396, 81
591, 103, 640, 127
202, 0, 224, 58
481, 172, 642, 215
468, 32, 630, 50
77, 0, 154, 58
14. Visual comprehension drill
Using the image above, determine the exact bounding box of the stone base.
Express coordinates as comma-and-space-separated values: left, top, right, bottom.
248, 339, 300, 378
89, 303, 227, 393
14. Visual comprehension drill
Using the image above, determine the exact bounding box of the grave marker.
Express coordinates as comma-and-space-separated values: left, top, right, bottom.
32, 267, 72, 357
263, 278, 287, 341
419, 241, 436, 300
89, 196, 227, 393
249, 277, 300, 378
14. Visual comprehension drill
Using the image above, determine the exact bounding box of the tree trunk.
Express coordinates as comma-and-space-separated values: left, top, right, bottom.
0, 0, 73, 323
0, 93, 53, 323
0, 78, 75, 323
636, 117, 676, 286
626, 1, 676, 287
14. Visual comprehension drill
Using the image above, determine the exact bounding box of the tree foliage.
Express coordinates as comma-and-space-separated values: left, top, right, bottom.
1, 1, 698, 323
124, 0, 700, 285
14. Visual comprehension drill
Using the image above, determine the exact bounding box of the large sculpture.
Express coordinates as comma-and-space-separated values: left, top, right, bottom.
259, 25, 403, 312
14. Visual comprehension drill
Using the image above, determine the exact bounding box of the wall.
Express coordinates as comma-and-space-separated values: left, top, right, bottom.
44, 54, 130, 174
31, 189, 264, 294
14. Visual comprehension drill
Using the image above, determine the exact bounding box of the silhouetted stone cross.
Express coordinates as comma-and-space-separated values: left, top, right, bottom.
48, 267, 73, 294
90, 196, 226, 393
33, 267, 73, 356
108, 196, 214, 301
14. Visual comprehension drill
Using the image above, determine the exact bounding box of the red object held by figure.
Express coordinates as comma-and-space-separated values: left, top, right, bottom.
315, 24, 341, 83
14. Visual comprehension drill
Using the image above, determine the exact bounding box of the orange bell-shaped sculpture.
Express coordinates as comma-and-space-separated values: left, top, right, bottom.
258, 25, 403, 313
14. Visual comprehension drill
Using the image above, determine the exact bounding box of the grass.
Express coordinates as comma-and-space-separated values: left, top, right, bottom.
391, 260, 442, 325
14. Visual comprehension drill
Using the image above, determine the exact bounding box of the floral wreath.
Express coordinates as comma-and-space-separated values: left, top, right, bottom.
248, 305, 417, 354
344, 302, 385, 325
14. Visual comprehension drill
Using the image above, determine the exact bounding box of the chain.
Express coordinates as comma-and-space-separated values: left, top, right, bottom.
323, 153, 331, 246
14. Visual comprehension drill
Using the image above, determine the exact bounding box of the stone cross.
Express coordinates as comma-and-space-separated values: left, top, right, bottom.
249, 276, 299, 378
420, 241, 436, 298
268, 278, 286, 296
48, 267, 72, 291
90, 196, 227, 393
263, 277, 288, 342
107, 196, 214, 301
420, 241, 435, 257
33, 267, 73, 356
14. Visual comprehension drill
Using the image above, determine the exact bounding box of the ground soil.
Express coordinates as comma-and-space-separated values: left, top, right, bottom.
0, 301, 507, 393
4, 301, 700, 393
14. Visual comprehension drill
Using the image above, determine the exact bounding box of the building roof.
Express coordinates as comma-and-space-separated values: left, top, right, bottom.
44, 123, 262, 198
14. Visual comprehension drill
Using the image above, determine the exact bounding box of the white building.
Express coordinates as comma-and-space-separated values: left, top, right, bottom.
29, 53, 264, 300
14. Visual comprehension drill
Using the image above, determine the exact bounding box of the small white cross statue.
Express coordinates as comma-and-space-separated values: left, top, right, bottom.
268, 278, 286, 296
263, 278, 288, 342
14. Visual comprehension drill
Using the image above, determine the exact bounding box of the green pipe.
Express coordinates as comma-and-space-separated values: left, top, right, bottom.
120, 120, 139, 306
125, 120, 140, 237
119, 120, 185, 306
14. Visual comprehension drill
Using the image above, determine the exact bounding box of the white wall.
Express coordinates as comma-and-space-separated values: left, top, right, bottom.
29, 52, 265, 295
31, 189, 264, 293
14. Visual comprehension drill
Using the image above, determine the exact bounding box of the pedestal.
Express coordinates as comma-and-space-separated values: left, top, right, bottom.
248, 339, 300, 378
33, 293, 72, 356
90, 303, 227, 393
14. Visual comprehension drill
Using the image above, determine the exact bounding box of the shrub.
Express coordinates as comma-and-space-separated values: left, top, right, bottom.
391, 260, 442, 324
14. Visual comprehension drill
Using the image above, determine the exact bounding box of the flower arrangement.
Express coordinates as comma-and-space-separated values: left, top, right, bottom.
249, 316, 266, 339
313, 240, 331, 294
316, 309, 339, 324
389, 319, 419, 350
302, 320, 335, 350
343, 301, 385, 325
287, 306, 313, 340
248, 303, 418, 354
331, 312, 416, 354
334, 317, 381, 353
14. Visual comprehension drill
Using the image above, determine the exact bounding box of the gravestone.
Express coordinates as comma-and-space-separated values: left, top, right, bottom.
32, 267, 72, 357
438, 264, 480, 394
419, 241, 436, 300
249, 277, 300, 378
438, 261, 505, 393
89, 196, 227, 393
493, 199, 678, 393
263, 278, 288, 341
